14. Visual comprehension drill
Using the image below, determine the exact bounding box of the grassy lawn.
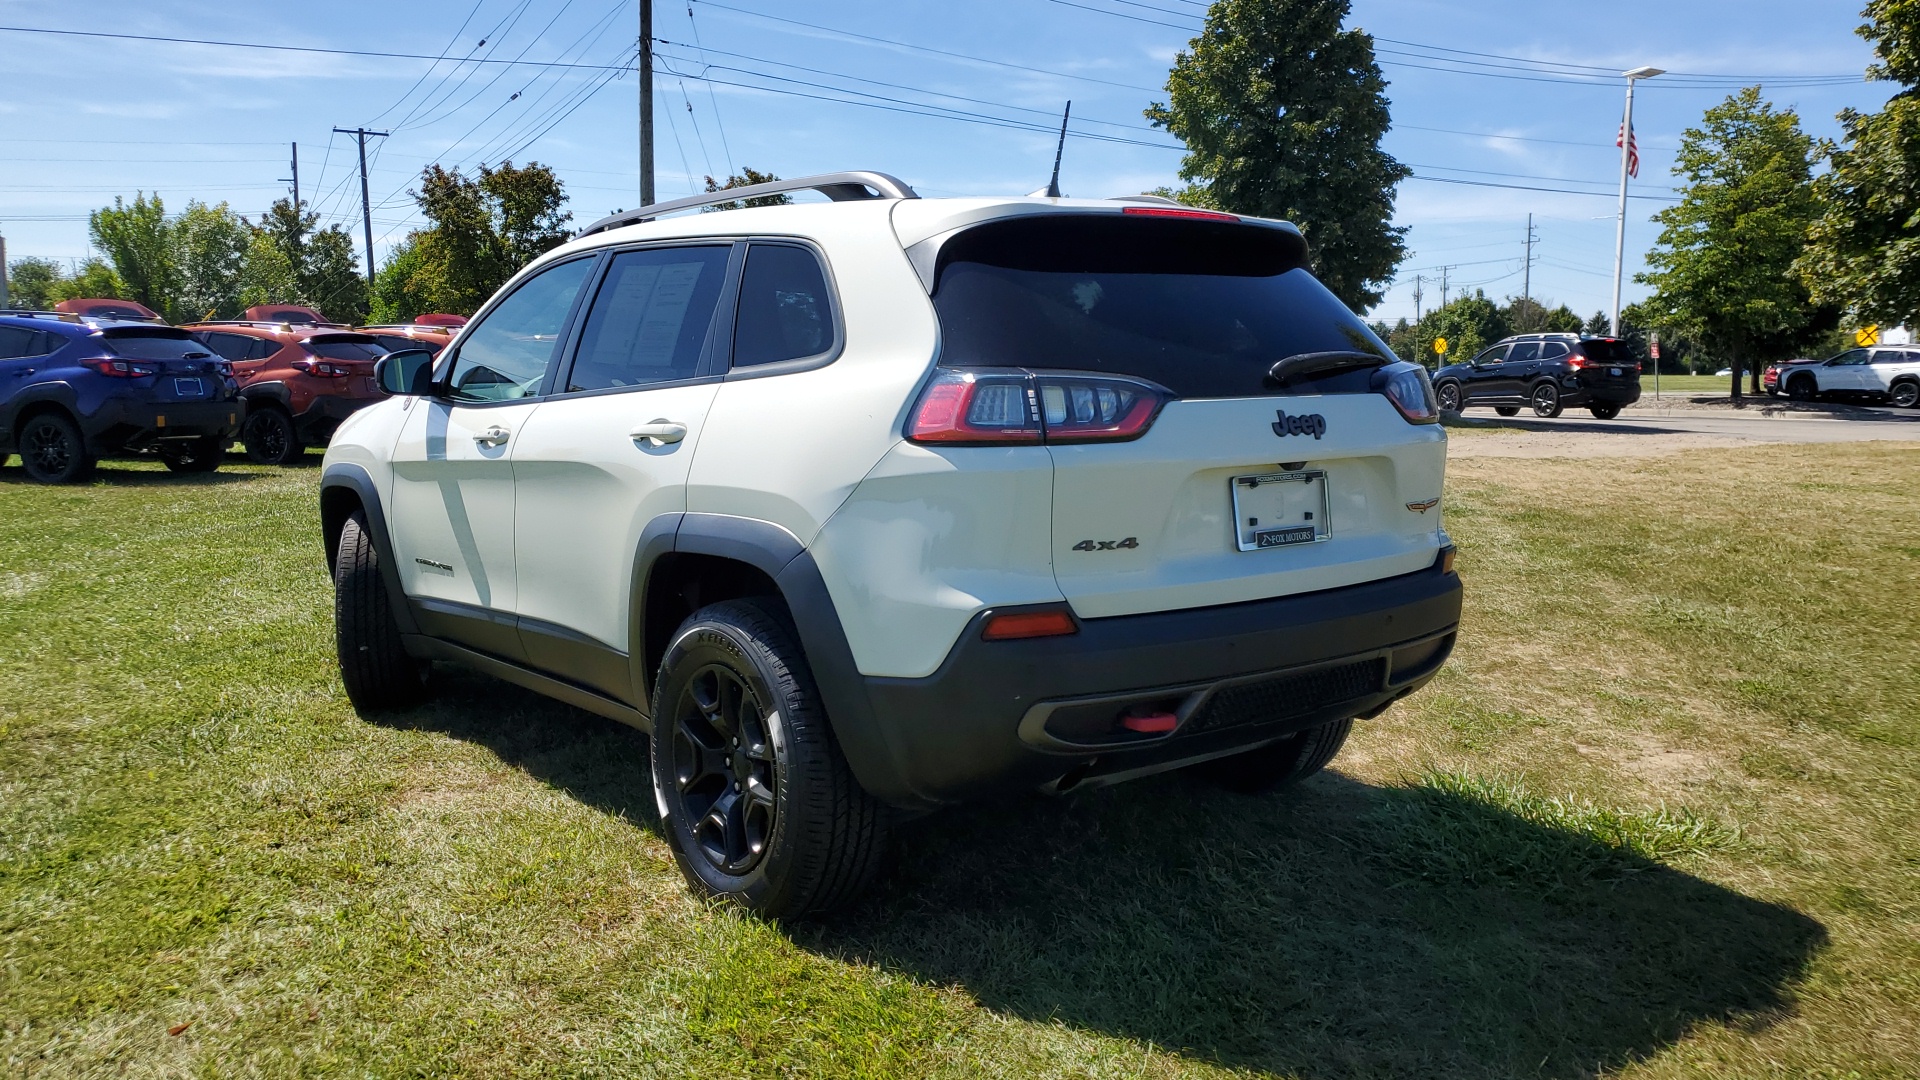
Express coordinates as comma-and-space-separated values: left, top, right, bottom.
1636, 374, 1747, 394
3, 442, 1918, 1078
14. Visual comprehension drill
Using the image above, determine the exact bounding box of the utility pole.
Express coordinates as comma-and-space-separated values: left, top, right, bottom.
1412, 274, 1424, 323
1521, 213, 1536, 327
639, 0, 654, 206
0, 235, 9, 310
334, 127, 389, 292
278, 142, 300, 208
1440, 265, 1451, 308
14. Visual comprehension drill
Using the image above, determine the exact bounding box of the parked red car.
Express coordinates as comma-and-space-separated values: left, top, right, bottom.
51, 298, 166, 323
182, 320, 388, 463
355, 320, 460, 357
241, 304, 341, 326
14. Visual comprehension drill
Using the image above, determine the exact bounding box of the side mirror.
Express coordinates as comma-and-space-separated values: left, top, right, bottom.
376, 349, 436, 396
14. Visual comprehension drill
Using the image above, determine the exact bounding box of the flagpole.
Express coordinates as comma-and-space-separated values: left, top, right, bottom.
1611, 66, 1663, 338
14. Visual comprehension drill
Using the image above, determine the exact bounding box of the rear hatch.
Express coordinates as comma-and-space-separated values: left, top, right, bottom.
925, 212, 1448, 619
1574, 338, 1642, 395
303, 333, 389, 396
101, 328, 232, 403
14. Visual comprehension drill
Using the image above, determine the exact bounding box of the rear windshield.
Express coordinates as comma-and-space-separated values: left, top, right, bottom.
1578, 339, 1638, 363
103, 329, 213, 360
306, 334, 386, 360
931, 214, 1388, 398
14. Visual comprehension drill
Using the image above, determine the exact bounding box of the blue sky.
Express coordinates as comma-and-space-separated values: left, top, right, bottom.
0, 0, 1888, 321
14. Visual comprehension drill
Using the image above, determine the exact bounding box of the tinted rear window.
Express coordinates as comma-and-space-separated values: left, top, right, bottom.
307, 335, 386, 361
104, 330, 213, 360
931, 214, 1382, 398
1579, 339, 1638, 363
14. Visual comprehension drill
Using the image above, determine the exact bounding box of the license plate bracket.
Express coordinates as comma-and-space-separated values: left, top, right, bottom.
173, 377, 203, 398
1231, 469, 1330, 552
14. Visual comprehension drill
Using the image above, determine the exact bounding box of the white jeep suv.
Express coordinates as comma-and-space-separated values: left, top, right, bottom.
320, 172, 1463, 916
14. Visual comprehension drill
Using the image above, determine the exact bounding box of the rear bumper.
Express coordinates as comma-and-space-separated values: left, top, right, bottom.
847, 559, 1463, 806
84, 398, 244, 453
1576, 382, 1641, 406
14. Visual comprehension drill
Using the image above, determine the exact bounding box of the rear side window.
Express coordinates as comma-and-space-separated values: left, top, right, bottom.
1540, 341, 1570, 360
732, 243, 833, 368
1508, 341, 1542, 362
0, 326, 41, 359
103, 330, 213, 360
306, 335, 386, 361
1579, 339, 1638, 363
196, 332, 256, 361
932, 214, 1379, 398
567, 245, 730, 391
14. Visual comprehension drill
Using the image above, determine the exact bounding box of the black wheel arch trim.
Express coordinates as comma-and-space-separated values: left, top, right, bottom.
319, 462, 420, 636
240, 382, 293, 410
0, 382, 82, 448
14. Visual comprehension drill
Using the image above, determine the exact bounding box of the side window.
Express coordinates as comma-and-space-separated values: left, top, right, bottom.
1507, 341, 1543, 363
249, 337, 281, 361
566, 245, 731, 392
197, 332, 255, 361
445, 257, 595, 403
732, 243, 834, 368
1871, 349, 1905, 364
1539, 341, 1570, 360
1831, 349, 1869, 366
1470, 345, 1509, 365
0, 326, 37, 360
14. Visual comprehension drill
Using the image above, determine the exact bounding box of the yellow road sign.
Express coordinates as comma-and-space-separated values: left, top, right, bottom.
1433, 337, 1449, 355
1856, 326, 1880, 347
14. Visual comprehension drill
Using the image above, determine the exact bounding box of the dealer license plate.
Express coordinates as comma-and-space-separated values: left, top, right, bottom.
1609, 366, 1623, 376
1231, 470, 1331, 552
173, 377, 203, 398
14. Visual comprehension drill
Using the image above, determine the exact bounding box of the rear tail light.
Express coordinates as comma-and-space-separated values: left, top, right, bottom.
1376, 363, 1439, 425
981, 608, 1079, 641
291, 358, 354, 377
82, 357, 161, 378
907, 369, 1168, 446
1567, 353, 1590, 370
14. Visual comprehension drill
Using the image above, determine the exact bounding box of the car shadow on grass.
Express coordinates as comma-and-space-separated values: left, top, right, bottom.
805, 771, 1826, 1079
0, 463, 262, 487
369, 671, 1825, 1079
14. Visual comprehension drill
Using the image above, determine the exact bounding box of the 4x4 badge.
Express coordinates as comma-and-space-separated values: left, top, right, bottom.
1272, 409, 1326, 439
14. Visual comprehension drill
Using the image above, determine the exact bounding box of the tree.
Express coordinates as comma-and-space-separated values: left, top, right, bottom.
1799, 0, 1920, 329
238, 232, 299, 311
89, 193, 174, 314
406, 161, 572, 315
370, 237, 432, 324
6, 258, 67, 309
1637, 88, 1830, 400
57, 259, 126, 302
1503, 297, 1583, 334
250, 197, 369, 322
1146, 0, 1410, 311
170, 201, 250, 321
1416, 291, 1509, 367
704, 167, 792, 210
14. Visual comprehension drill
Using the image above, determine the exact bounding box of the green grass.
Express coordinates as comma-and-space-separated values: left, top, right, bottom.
1636, 374, 1751, 393
2, 443, 1919, 1077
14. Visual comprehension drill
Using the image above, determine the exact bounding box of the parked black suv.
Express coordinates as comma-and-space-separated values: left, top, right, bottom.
1433, 334, 1642, 419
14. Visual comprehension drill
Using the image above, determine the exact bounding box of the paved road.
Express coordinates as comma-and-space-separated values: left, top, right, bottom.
1454, 406, 1920, 444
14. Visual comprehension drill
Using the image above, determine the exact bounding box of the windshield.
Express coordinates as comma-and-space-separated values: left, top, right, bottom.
931, 214, 1386, 398
103, 330, 212, 360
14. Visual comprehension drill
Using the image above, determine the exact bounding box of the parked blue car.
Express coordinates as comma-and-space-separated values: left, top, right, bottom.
0, 311, 243, 483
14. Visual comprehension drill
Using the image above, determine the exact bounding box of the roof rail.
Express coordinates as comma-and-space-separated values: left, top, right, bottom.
188, 319, 351, 330
0, 309, 84, 323
576, 170, 919, 238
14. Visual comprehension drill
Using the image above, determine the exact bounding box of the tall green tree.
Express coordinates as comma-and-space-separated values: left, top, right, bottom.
1799, 0, 1920, 329
249, 197, 368, 322
1637, 88, 1830, 399
704, 167, 792, 210
5, 258, 67, 310
89, 193, 174, 314
170, 201, 250, 321
1417, 291, 1509, 367
1146, 0, 1410, 311
404, 161, 571, 315
57, 259, 127, 303
1503, 297, 1584, 334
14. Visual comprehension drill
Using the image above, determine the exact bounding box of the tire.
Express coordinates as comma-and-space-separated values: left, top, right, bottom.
1198, 718, 1354, 794
333, 511, 428, 710
242, 406, 303, 465
1588, 402, 1622, 420
1530, 381, 1564, 418
651, 598, 888, 918
17, 412, 96, 485
1787, 376, 1818, 402
1494, 406, 1520, 417
1435, 381, 1463, 413
1891, 380, 1920, 409
159, 436, 224, 473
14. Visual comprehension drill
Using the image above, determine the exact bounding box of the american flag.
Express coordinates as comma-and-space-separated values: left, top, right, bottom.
1617, 121, 1640, 179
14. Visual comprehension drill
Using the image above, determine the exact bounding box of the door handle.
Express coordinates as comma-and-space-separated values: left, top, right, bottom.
630, 419, 688, 447
473, 425, 510, 447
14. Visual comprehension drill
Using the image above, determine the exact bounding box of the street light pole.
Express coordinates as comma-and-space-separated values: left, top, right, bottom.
1610, 66, 1663, 337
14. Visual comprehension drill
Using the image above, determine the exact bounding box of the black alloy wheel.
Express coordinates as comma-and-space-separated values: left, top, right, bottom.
1891, 381, 1920, 409
1494, 406, 1520, 417
1435, 381, 1462, 413
159, 436, 224, 473
242, 407, 302, 465
1787, 376, 1818, 402
1589, 402, 1623, 420
669, 664, 779, 876
18, 413, 95, 484
1531, 381, 1564, 418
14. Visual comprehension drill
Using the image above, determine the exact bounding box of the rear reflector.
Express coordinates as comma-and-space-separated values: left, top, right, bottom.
982, 609, 1079, 641
1121, 206, 1240, 222
1119, 710, 1179, 734
1437, 546, 1457, 575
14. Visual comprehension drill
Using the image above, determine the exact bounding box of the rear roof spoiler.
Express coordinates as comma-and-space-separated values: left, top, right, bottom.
576, 170, 918, 238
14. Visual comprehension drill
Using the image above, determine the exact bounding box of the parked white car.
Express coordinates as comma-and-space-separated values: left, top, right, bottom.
319, 172, 1463, 915
1776, 347, 1920, 407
